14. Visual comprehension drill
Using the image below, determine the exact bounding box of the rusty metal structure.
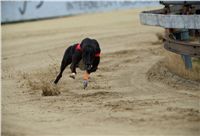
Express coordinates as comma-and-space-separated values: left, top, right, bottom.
140, 1, 200, 69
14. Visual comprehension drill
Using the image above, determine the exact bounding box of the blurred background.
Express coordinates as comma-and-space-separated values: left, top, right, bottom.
1, 1, 159, 23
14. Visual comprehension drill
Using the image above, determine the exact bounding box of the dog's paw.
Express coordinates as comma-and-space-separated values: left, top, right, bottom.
50, 80, 57, 85
83, 80, 88, 89
69, 73, 76, 79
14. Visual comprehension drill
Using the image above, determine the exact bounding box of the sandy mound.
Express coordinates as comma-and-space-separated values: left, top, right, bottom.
147, 60, 200, 90
41, 82, 60, 96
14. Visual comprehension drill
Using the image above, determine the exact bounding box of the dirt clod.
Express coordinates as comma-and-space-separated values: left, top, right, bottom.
41, 83, 60, 96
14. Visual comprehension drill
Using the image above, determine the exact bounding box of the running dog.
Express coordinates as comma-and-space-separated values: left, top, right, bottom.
54, 38, 101, 87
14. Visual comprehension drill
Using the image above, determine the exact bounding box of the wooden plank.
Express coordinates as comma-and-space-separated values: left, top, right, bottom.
164, 38, 200, 57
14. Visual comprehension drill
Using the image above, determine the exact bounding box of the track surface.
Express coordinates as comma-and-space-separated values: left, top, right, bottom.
2, 8, 200, 136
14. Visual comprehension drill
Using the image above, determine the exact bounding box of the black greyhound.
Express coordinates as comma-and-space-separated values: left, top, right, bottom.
54, 38, 101, 86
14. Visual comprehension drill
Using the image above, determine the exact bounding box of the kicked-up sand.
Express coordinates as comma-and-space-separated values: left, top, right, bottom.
2, 7, 200, 136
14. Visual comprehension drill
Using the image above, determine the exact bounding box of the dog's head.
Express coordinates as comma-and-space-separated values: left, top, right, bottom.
82, 45, 96, 71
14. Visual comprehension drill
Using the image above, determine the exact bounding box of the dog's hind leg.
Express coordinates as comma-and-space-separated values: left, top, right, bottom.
54, 60, 71, 84
54, 48, 72, 84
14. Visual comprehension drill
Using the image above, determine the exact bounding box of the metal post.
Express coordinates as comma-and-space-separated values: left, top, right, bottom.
180, 29, 193, 69
181, 55, 192, 69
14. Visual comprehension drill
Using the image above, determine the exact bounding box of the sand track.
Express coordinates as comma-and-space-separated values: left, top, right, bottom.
2, 8, 200, 136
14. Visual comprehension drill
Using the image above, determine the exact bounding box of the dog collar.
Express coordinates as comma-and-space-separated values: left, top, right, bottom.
95, 53, 100, 57
75, 43, 82, 51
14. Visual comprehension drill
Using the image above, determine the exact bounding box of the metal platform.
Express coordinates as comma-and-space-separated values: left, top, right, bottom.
140, 9, 200, 29
139, 2, 200, 69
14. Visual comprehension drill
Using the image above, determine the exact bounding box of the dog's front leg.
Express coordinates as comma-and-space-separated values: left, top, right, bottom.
70, 52, 82, 79
87, 57, 100, 74
70, 62, 78, 79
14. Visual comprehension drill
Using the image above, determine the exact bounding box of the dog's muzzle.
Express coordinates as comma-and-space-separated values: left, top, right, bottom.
85, 64, 92, 71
